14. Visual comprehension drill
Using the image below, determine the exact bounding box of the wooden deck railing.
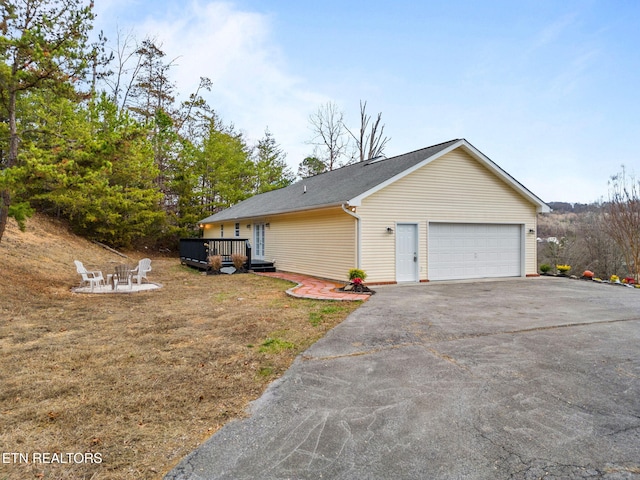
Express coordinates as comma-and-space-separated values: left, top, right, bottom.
179, 238, 252, 270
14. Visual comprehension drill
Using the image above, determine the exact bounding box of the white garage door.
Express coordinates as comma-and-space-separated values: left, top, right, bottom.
428, 223, 522, 281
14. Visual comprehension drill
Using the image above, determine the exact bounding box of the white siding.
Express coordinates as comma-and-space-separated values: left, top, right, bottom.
267, 208, 356, 281
203, 208, 356, 282
357, 149, 538, 283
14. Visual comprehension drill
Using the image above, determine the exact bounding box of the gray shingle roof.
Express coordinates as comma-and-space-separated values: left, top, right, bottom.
200, 138, 549, 223
200, 140, 460, 223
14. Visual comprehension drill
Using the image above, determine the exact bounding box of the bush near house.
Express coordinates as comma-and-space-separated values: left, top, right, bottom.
348, 268, 367, 281
231, 253, 248, 270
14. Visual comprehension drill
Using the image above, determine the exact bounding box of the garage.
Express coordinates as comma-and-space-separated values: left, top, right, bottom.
428, 223, 522, 281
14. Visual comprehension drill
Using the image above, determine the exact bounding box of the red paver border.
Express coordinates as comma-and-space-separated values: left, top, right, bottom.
255, 272, 371, 301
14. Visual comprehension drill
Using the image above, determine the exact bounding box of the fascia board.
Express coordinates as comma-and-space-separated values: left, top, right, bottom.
200, 202, 347, 224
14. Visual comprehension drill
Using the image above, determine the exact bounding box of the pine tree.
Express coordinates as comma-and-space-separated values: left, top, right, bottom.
0, 0, 96, 243
253, 128, 294, 194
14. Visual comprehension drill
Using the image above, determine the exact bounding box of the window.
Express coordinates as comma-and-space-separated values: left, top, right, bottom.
235, 223, 240, 237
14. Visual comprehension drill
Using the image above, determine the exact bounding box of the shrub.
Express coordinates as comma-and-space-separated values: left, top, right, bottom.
539, 263, 551, 274
208, 255, 222, 271
348, 268, 367, 281
231, 253, 247, 270
556, 264, 571, 274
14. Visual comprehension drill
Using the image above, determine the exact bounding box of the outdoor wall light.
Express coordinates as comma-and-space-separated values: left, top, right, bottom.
528, 228, 535, 234
266, 223, 270, 228
246, 224, 251, 229
386, 227, 394, 234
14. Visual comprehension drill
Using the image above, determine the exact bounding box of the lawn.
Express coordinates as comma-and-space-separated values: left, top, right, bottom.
0, 216, 361, 479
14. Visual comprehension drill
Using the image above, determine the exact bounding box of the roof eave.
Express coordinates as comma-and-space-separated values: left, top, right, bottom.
200, 201, 348, 224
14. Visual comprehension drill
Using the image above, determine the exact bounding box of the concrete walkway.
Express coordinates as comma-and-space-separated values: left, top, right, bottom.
256, 272, 371, 301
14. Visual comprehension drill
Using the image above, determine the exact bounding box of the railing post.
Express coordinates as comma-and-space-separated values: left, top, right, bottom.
245, 240, 252, 271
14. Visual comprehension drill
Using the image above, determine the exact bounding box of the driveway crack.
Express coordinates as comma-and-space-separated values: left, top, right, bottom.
301, 318, 640, 363
300, 342, 425, 362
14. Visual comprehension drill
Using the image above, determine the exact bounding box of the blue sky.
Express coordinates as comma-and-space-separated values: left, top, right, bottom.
94, 0, 640, 203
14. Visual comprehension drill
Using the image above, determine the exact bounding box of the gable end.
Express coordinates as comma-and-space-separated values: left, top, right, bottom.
348, 139, 550, 213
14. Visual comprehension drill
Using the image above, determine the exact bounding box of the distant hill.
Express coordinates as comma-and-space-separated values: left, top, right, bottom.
546, 202, 602, 214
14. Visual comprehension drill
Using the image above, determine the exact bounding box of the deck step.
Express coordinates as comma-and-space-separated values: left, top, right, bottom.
223, 260, 275, 273
250, 263, 276, 273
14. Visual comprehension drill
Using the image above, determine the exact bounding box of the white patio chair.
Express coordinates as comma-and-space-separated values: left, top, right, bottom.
74, 260, 105, 292
131, 258, 152, 285
113, 264, 133, 291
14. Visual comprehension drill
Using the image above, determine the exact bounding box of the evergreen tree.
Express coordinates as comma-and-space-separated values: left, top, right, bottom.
253, 128, 294, 193
18, 92, 163, 247
196, 115, 254, 215
126, 39, 179, 211
0, 0, 97, 243
297, 156, 326, 178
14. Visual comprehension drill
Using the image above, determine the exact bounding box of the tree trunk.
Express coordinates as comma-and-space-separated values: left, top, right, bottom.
0, 89, 19, 244
0, 189, 9, 242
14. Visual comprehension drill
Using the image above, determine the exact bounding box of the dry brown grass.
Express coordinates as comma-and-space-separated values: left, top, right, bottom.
0, 215, 361, 480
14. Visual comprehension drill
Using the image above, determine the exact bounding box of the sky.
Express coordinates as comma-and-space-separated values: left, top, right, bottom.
92, 0, 640, 204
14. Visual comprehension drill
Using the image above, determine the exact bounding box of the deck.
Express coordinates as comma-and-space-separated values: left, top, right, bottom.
179, 238, 275, 272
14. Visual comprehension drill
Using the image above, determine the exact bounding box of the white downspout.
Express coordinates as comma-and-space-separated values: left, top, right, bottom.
341, 203, 361, 269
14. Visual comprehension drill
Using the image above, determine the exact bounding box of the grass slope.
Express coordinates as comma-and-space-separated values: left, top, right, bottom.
0, 215, 360, 479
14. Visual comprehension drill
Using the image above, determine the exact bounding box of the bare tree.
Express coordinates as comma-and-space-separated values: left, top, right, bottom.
579, 210, 624, 277
307, 101, 349, 171
102, 29, 144, 112
604, 166, 640, 280
346, 100, 390, 162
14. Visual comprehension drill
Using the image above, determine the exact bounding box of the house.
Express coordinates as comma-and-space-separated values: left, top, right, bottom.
198, 139, 550, 284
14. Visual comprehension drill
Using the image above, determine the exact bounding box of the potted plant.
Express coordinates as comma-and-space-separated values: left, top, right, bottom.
343, 268, 373, 294
348, 268, 367, 283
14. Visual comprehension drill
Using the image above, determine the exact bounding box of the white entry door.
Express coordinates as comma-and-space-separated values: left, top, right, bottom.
396, 223, 419, 282
254, 223, 265, 260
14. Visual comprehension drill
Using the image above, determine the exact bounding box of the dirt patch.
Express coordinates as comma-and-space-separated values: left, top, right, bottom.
0, 215, 361, 479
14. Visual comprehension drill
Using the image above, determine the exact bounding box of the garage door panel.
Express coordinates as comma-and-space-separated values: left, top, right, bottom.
429, 223, 522, 280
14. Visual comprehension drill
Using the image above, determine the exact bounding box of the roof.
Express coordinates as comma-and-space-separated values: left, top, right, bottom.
200, 138, 550, 223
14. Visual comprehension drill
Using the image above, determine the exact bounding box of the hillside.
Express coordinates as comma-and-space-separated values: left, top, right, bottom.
0, 215, 132, 306
536, 203, 628, 278
0, 214, 358, 480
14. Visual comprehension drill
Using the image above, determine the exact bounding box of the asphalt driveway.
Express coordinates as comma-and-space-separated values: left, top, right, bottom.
166, 277, 640, 480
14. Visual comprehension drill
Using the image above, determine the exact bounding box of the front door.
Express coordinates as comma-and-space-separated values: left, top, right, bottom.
254, 223, 265, 260
396, 223, 418, 282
